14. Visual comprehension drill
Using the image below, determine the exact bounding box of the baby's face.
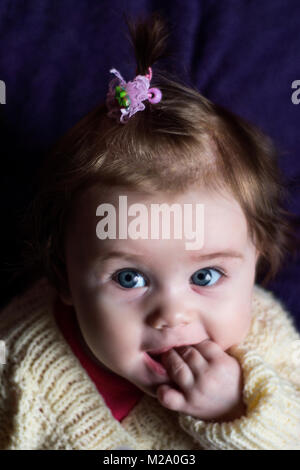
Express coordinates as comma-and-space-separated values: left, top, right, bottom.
62, 185, 258, 399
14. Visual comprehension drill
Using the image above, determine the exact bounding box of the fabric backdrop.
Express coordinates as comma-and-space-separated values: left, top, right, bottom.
0, 0, 299, 329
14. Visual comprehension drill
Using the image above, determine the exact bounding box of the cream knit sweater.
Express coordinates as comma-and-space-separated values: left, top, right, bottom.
0, 278, 300, 450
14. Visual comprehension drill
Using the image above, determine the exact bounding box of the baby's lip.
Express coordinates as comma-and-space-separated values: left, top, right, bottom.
147, 343, 192, 356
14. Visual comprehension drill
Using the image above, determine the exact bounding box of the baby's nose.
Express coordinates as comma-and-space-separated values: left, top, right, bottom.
147, 300, 198, 330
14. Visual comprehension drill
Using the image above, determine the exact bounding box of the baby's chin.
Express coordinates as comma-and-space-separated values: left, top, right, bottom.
88, 352, 175, 399
95, 360, 161, 397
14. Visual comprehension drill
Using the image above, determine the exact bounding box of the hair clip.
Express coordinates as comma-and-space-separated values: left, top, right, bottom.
106, 67, 162, 124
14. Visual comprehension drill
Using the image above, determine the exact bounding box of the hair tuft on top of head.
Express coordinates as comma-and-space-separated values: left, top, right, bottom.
123, 11, 172, 76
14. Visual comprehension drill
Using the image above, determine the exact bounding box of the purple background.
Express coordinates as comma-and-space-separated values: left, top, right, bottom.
0, 1, 299, 329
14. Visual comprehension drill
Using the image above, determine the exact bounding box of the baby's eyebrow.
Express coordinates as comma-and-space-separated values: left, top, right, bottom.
96, 250, 244, 263
188, 250, 245, 262
96, 251, 152, 263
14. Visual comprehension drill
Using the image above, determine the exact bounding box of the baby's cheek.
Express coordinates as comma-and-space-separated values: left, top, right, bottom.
208, 299, 252, 351
101, 313, 143, 363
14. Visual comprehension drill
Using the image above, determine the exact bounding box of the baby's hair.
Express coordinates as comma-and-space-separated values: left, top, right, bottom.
18, 11, 299, 299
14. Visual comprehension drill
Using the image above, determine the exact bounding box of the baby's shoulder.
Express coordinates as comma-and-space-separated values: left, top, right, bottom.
0, 278, 57, 362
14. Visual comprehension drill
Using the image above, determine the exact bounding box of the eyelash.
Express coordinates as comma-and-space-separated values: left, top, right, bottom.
108, 266, 228, 287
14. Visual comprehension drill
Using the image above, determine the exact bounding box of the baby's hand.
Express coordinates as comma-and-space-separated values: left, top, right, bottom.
156, 339, 246, 422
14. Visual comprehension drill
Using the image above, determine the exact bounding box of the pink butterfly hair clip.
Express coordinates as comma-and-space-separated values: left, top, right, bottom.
106, 66, 162, 124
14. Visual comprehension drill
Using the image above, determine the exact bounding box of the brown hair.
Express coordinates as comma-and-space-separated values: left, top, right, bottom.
18, 12, 299, 298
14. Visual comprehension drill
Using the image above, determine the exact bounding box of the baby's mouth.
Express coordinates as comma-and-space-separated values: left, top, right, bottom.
145, 351, 168, 376
148, 352, 163, 365
152, 353, 163, 363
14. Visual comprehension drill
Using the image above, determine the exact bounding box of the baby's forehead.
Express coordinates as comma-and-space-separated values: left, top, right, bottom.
73, 183, 243, 213
67, 183, 249, 250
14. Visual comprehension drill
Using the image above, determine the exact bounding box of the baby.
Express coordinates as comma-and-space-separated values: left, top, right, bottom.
1, 13, 300, 450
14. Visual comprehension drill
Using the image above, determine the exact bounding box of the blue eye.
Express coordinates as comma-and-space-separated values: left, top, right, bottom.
191, 268, 223, 287
114, 269, 147, 289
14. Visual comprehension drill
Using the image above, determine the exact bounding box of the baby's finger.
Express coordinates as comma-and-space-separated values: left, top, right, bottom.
176, 345, 207, 376
161, 349, 194, 388
194, 339, 223, 362
156, 384, 186, 411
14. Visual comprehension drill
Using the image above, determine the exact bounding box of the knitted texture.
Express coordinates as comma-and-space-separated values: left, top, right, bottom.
0, 278, 300, 450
